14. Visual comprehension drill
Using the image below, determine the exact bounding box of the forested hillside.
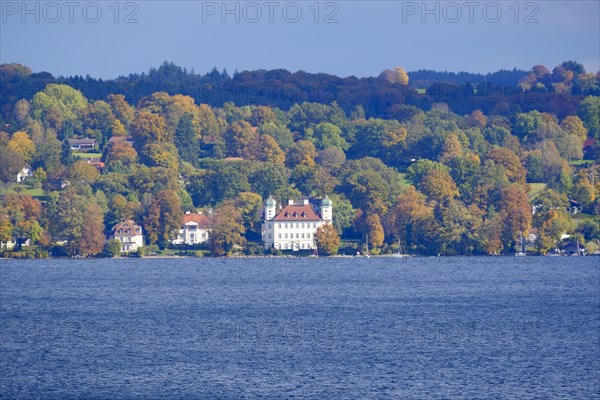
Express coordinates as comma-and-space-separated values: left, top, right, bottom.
0, 61, 599, 257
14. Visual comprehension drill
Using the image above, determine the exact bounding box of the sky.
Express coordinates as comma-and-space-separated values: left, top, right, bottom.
1, 0, 599, 79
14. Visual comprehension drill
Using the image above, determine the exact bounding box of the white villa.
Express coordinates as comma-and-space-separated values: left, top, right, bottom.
111, 220, 144, 253
171, 211, 213, 245
262, 195, 333, 251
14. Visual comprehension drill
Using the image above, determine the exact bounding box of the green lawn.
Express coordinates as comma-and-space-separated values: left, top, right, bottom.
572, 213, 598, 227
73, 152, 102, 159
568, 160, 594, 167
398, 173, 411, 189
5, 185, 45, 197
528, 183, 547, 199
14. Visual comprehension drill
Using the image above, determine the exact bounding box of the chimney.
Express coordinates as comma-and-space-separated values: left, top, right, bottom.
303, 199, 309, 205
288, 199, 294, 205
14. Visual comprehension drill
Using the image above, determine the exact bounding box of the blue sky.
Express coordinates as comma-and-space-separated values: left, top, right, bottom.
1, 1, 599, 78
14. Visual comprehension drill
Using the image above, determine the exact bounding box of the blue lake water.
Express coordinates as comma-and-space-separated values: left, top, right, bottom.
1, 256, 599, 399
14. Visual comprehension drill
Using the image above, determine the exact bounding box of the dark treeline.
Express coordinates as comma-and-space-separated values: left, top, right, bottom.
2, 62, 599, 124
408, 68, 528, 88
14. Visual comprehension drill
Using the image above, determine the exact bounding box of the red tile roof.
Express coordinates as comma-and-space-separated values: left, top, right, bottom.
273, 205, 322, 221
87, 161, 106, 169
183, 213, 213, 227
583, 138, 596, 149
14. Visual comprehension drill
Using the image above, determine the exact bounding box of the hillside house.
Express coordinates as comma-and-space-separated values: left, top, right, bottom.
111, 220, 144, 253
171, 211, 214, 245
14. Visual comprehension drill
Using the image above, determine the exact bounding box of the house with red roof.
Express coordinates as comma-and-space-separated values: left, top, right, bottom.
171, 211, 214, 245
262, 195, 333, 251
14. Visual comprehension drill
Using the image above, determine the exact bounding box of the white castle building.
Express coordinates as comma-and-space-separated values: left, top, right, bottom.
262, 195, 333, 251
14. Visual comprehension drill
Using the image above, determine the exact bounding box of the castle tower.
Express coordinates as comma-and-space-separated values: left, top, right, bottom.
320, 195, 333, 222
265, 195, 277, 221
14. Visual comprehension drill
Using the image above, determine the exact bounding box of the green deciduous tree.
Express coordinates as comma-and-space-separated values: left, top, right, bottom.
312, 122, 348, 150
234, 191, 263, 232
30, 84, 88, 136
578, 96, 600, 139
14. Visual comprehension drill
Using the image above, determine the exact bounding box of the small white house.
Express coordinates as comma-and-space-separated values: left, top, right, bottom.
16, 164, 32, 182
2, 239, 30, 249
171, 212, 213, 245
111, 220, 144, 253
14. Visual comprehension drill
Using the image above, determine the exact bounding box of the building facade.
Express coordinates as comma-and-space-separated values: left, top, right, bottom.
16, 164, 32, 183
262, 195, 333, 251
68, 138, 98, 151
111, 220, 144, 253
171, 211, 213, 245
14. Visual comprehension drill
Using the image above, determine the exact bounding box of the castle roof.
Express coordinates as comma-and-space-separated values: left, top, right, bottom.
273, 205, 321, 221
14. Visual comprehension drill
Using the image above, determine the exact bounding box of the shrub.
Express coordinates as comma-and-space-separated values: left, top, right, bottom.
103, 239, 122, 258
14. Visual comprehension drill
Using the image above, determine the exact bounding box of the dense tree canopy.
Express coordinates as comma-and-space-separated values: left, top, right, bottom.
1, 61, 598, 256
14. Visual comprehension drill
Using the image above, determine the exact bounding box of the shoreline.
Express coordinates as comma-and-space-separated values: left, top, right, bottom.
1, 254, 598, 261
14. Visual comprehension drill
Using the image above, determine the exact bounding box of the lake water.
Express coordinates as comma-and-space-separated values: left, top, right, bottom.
1, 256, 599, 399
